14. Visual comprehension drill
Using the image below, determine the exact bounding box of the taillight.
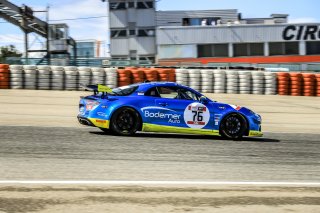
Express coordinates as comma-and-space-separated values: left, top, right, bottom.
85, 100, 100, 111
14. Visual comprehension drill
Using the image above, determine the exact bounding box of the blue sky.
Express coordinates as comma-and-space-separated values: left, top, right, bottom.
0, 0, 319, 55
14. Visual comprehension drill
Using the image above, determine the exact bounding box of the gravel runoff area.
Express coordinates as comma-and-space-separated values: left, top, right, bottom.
0, 89, 319, 213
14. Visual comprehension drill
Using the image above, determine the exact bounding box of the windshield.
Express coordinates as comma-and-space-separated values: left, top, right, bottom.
109, 85, 139, 96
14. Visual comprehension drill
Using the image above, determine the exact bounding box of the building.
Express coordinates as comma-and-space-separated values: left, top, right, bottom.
109, 0, 320, 69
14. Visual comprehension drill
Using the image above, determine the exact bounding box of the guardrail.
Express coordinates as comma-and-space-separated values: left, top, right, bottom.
0, 64, 319, 97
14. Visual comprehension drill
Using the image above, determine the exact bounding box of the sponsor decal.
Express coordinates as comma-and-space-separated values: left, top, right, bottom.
142, 107, 181, 124
97, 112, 106, 117
283, 25, 320, 41
184, 103, 210, 129
138, 92, 145, 96
230, 104, 242, 111
96, 119, 107, 124
214, 114, 222, 126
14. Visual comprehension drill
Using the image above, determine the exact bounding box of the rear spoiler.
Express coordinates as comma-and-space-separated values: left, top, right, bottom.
80, 84, 113, 95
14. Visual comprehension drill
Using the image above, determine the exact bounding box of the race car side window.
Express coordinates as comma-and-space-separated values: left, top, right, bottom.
177, 88, 200, 101
145, 87, 160, 97
157, 87, 179, 99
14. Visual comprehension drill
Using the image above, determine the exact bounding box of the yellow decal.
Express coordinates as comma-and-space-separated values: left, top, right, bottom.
98, 84, 113, 93
249, 131, 263, 137
89, 118, 110, 129
142, 123, 220, 136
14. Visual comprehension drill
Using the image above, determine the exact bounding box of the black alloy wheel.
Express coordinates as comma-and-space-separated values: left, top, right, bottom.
220, 113, 247, 140
110, 107, 141, 136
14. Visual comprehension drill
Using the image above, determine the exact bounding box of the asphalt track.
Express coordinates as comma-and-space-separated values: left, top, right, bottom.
0, 126, 319, 182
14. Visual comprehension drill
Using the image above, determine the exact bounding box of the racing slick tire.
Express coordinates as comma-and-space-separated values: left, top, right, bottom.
110, 107, 142, 136
220, 113, 248, 140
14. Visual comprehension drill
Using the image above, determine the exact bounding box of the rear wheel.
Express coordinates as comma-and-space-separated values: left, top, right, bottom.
220, 113, 247, 140
110, 107, 141, 136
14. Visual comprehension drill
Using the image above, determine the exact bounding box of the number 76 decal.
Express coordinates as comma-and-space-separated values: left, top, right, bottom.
184, 103, 210, 129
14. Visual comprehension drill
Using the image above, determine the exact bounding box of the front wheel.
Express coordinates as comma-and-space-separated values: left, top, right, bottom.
110, 107, 141, 136
220, 113, 247, 140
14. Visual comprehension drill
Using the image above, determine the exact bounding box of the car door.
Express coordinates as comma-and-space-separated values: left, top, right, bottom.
144, 86, 215, 131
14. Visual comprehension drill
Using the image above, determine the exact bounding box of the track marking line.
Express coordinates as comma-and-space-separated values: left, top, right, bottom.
0, 181, 320, 186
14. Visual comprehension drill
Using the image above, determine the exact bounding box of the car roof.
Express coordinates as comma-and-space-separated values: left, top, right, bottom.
136, 82, 182, 90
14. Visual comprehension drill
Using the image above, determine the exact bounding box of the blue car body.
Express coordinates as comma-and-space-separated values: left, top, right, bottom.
77, 82, 262, 137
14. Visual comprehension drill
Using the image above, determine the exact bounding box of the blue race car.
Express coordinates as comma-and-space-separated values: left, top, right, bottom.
77, 82, 262, 139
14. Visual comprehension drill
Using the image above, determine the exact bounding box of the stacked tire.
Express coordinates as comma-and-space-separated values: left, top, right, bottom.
51, 66, 64, 90
117, 69, 131, 87
277, 72, 290, 96
238, 71, 251, 94
175, 69, 188, 86
302, 73, 316, 96
23, 65, 37, 90
131, 69, 145, 84
37, 65, 51, 90
251, 71, 264, 95
264, 72, 277, 95
78, 67, 92, 90
213, 70, 226, 93
289, 73, 303, 96
0, 64, 10, 89
91, 67, 105, 85
316, 74, 320, 97
188, 69, 201, 91
226, 70, 239, 94
9, 65, 23, 89
200, 70, 214, 93
105, 68, 118, 88
158, 69, 171, 82
64, 66, 78, 91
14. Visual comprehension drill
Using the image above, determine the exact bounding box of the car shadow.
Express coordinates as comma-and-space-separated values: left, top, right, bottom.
89, 131, 280, 143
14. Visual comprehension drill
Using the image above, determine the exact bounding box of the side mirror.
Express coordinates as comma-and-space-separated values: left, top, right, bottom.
200, 96, 208, 104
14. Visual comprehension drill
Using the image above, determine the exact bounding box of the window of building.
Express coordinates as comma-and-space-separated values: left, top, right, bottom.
137, 1, 153, 9
198, 44, 228, 57
138, 29, 155, 37
129, 30, 135, 36
111, 30, 127, 38
233, 43, 264, 57
128, 2, 135, 8
109, 2, 126, 10
269, 42, 299, 56
306, 41, 320, 55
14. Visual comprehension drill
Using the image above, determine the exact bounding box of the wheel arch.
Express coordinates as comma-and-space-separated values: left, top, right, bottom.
219, 112, 250, 136
109, 105, 144, 131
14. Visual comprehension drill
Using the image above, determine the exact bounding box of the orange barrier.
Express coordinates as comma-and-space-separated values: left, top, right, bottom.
277, 72, 290, 96
143, 69, 158, 82
316, 74, 320, 97
0, 64, 10, 89
289, 73, 303, 96
131, 69, 145, 84
302, 73, 316, 96
117, 69, 132, 87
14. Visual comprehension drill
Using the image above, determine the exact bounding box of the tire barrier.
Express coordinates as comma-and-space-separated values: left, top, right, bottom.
91, 67, 105, 85
23, 65, 37, 90
238, 71, 252, 94
175, 69, 188, 86
37, 65, 51, 90
200, 70, 214, 93
3, 64, 320, 97
264, 72, 277, 95
251, 71, 264, 95
188, 69, 201, 91
51, 66, 64, 90
64, 66, 78, 91
105, 68, 118, 89
302, 73, 316, 97
277, 72, 290, 96
226, 70, 238, 94
316, 74, 320, 97
9, 65, 23, 89
0, 64, 10, 89
289, 73, 303, 96
213, 70, 226, 94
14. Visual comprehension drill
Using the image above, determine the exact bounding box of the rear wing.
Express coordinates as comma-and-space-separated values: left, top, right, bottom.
80, 84, 113, 95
